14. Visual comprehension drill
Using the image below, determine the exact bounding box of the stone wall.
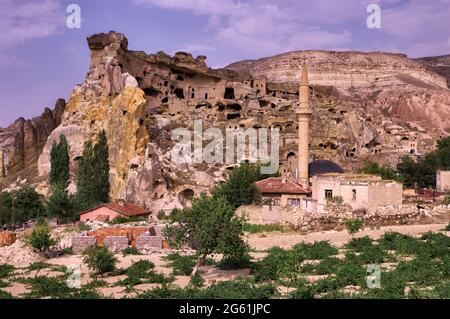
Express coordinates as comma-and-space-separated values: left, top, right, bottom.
104, 236, 129, 252
368, 181, 403, 213
88, 227, 152, 246
437, 171, 450, 192
71, 236, 96, 253
136, 236, 163, 250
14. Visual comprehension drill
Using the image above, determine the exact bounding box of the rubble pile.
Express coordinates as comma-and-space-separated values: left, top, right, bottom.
0, 231, 16, 246
0, 240, 44, 267
285, 204, 445, 232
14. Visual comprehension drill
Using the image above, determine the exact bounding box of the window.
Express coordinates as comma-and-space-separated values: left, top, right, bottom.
352, 189, 357, 201
272, 198, 281, 206
288, 198, 301, 206
325, 189, 333, 200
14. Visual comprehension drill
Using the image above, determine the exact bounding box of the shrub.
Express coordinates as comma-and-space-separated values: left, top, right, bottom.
23, 276, 72, 299
289, 284, 315, 299
393, 255, 444, 286
190, 273, 204, 288
25, 223, 57, 252
109, 216, 145, 225
77, 222, 92, 232
217, 253, 252, 270
118, 260, 172, 287
165, 253, 196, 276
327, 196, 343, 205
309, 257, 342, 275
122, 247, 141, 256
243, 223, 283, 233
345, 236, 374, 252
28, 262, 53, 271
334, 261, 366, 288
61, 247, 74, 255
82, 245, 117, 274
443, 195, 450, 205
156, 210, 168, 220
0, 280, 10, 288
199, 279, 277, 299
0, 290, 13, 299
445, 222, 450, 231
0, 264, 14, 279
378, 232, 423, 255
292, 241, 338, 260
346, 246, 392, 264
345, 218, 364, 236
252, 247, 289, 282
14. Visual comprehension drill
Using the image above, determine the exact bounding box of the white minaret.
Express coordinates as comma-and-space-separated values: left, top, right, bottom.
296, 65, 312, 186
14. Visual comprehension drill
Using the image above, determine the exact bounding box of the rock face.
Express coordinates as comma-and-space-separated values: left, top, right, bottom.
2, 31, 449, 210
226, 50, 448, 93
0, 99, 65, 179
416, 54, 450, 88
226, 51, 450, 135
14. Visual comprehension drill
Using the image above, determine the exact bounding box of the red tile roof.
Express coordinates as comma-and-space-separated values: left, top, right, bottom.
256, 177, 310, 195
79, 202, 150, 217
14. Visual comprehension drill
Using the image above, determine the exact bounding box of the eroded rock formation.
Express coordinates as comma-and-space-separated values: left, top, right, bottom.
0, 99, 65, 181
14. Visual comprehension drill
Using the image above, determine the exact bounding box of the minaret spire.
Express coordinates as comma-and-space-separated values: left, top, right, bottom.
296, 65, 312, 186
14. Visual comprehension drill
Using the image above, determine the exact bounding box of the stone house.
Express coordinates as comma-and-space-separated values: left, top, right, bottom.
436, 170, 450, 192
79, 202, 151, 222
311, 173, 403, 213
255, 177, 311, 209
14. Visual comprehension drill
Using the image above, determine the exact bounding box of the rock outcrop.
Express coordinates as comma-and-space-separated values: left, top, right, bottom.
226, 51, 450, 135
416, 54, 450, 88
0, 99, 65, 180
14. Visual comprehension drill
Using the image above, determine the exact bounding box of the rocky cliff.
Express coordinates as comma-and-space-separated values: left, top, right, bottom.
416, 54, 450, 88
226, 51, 450, 134
1, 32, 449, 210
0, 99, 65, 182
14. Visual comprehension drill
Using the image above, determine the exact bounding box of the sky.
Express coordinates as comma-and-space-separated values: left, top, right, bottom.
0, 0, 449, 127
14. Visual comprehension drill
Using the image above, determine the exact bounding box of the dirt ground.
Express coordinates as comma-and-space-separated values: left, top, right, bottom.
246, 223, 448, 250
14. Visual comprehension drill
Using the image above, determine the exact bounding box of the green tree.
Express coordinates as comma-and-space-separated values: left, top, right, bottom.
164, 194, 248, 277
25, 221, 57, 252
50, 135, 70, 190
93, 130, 110, 204
47, 187, 74, 222
74, 131, 110, 213
397, 156, 418, 188
82, 245, 117, 274
12, 186, 46, 225
212, 163, 262, 208
397, 137, 450, 189
0, 192, 12, 228
345, 218, 364, 237
359, 161, 401, 181
74, 141, 97, 212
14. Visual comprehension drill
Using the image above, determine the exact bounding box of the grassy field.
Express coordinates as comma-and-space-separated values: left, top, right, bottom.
0, 230, 448, 299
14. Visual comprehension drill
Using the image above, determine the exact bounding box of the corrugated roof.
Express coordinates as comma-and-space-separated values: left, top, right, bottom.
256, 177, 310, 194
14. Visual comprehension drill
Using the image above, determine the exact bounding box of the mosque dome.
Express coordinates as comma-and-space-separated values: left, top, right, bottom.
308, 160, 344, 177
